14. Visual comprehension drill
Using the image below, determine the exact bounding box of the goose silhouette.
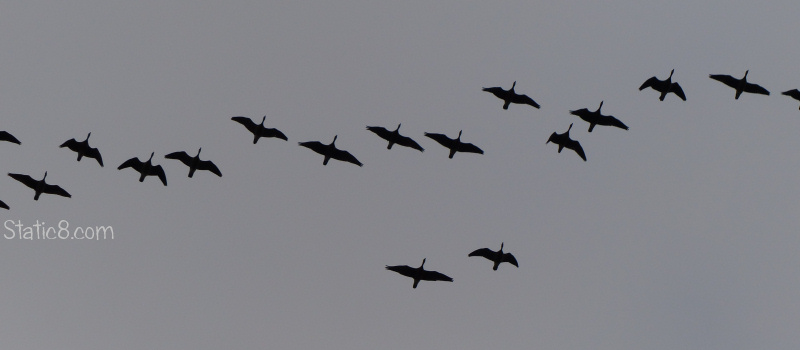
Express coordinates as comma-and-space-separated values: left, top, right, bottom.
782, 89, 800, 109
386, 258, 453, 288
232, 116, 288, 144
709, 70, 770, 99
0, 131, 20, 145
570, 101, 628, 132
639, 69, 686, 101
424, 130, 484, 158
366, 124, 424, 152
483, 81, 540, 110
118, 152, 168, 186
547, 123, 586, 161
59, 132, 103, 167
164, 148, 222, 178
8, 172, 71, 200
469, 242, 519, 270
299, 135, 363, 166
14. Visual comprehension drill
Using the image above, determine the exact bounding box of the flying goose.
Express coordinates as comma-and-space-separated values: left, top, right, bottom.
299, 135, 363, 166
639, 69, 686, 101
8, 172, 71, 200
231, 116, 288, 144
547, 123, 586, 161
118, 152, 168, 186
164, 148, 222, 178
59, 132, 103, 166
424, 130, 484, 158
386, 258, 453, 288
366, 124, 424, 152
468, 242, 519, 270
570, 101, 628, 132
709, 70, 770, 99
483, 81, 540, 110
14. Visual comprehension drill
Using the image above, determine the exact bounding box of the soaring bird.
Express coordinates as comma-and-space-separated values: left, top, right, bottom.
366, 124, 424, 152
547, 123, 586, 161
468, 242, 519, 271
164, 148, 222, 178
709, 70, 770, 99
59, 132, 103, 167
782, 89, 800, 109
0, 199, 7, 210
570, 101, 628, 132
385, 258, 453, 289
299, 135, 363, 166
231, 116, 288, 144
118, 152, 168, 186
8, 172, 71, 200
639, 69, 686, 101
424, 130, 484, 158
0, 131, 20, 145
482, 81, 540, 110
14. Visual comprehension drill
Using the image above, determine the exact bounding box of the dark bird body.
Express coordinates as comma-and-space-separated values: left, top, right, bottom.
483, 81, 540, 110
570, 101, 628, 132
385, 258, 453, 288
0, 131, 21, 145
782, 89, 800, 109
231, 116, 288, 144
299, 135, 362, 166
424, 130, 483, 158
8, 172, 71, 200
709, 70, 770, 99
118, 152, 168, 186
469, 242, 519, 270
165, 148, 221, 178
59, 132, 103, 166
366, 124, 424, 152
547, 123, 586, 161
639, 69, 686, 101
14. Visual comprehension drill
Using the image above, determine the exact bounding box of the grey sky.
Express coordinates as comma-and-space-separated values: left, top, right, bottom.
1, 2, 799, 349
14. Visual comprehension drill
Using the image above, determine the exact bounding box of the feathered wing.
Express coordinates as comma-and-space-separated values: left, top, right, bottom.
502, 253, 519, 268
8, 173, 38, 189
709, 74, 739, 89
385, 265, 416, 278
196, 160, 222, 177
743, 82, 770, 96
118, 158, 143, 172
468, 248, 495, 260
782, 89, 800, 100
42, 183, 71, 198
231, 116, 257, 133
0, 199, 8, 210
456, 142, 484, 155
366, 126, 392, 140
331, 148, 363, 167
424, 132, 455, 149
482, 86, 509, 100
599, 115, 629, 130
165, 151, 193, 166
419, 269, 453, 282
298, 141, 328, 155
670, 82, 687, 101
565, 139, 587, 161
152, 165, 168, 186
259, 127, 288, 141
510, 93, 540, 109
59, 138, 79, 151
395, 135, 425, 152
639, 76, 660, 91
0, 131, 21, 144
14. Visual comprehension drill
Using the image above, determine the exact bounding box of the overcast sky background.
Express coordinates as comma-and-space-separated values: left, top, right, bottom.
2, 2, 800, 349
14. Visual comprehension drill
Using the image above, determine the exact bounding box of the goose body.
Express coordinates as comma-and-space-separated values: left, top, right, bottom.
0, 131, 21, 145
639, 69, 686, 101
366, 124, 424, 152
299, 135, 363, 166
547, 123, 586, 161
424, 130, 484, 158
165, 148, 222, 178
469, 242, 519, 270
118, 152, 168, 186
8, 172, 71, 200
483, 81, 540, 110
386, 258, 453, 288
782, 89, 800, 109
570, 101, 628, 132
59, 132, 103, 166
709, 70, 770, 99
232, 116, 288, 144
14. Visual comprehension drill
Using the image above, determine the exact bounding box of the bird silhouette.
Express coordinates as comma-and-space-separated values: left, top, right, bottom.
709, 70, 770, 99
366, 124, 424, 152
8, 172, 71, 200
570, 101, 628, 132
164, 148, 222, 178
424, 130, 484, 158
468, 242, 519, 270
782, 89, 800, 109
547, 123, 586, 161
299, 135, 363, 166
59, 132, 103, 167
639, 69, 686, 101
231, 116, 288, 144
385, 258, 453, 288
0, 131, 20, 145
0, 199, 7, 210
118, 152, 168, 186
483, 81, 540, 110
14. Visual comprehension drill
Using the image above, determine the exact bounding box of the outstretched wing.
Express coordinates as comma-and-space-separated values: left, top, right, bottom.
331, 148, 363, 167
482, 86, 509, 100
502, 253, 519, 267
468, 248, 494, 260
231, 116, 257, 133
298, 141, 327, 155
197, 160, 222, 177
424, 132, 454, 148
782, 89, 800, 100
366, 126, 392, 140
164, 151, 193, 166
259, 127, 288, 141
59, 138, 79, 151
670, 82, 687, 101
599, 115, 629, 131
0, 131, 21, 145
456, 142, 484, 155
510, 93, 540, 109
395, 135, 424, 152
117, 157, 143, 172
385, 265, 415, 278
8, 173, 38, 189
565, 139, 587, 161
0, 199, 8, 210
419, 269, 453, 282
709, 74, 739, 89
152, 165, 167, 186
743, 82, 770, 96
639, 76, 659, 91
42, 184, 71, 198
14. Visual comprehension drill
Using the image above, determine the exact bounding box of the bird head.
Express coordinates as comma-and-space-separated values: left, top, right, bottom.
597, 101, 604, 111
197, 148, 202, 156
395, 123, 401, 132
744, 70, 749, 80
261, 116, 267, 125
86, 132, 92, 140
331, 135, 338, 145
42, 171, 48, 180
511, 81, 516, 91
457, 130, 462, 140
669, 69, 675, 78
500, 242, 504, 251
148, 152, 155, 161
420, 258, 426, 268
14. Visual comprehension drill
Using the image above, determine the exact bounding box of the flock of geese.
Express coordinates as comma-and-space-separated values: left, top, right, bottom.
1, 69, 797, 287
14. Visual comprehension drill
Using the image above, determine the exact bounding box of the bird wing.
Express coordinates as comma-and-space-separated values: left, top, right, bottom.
0, 199, 8, 210
709, 74, 739, 89
259, 127, 288, 141
482, 86, 509, 99
510, 93, 540, 109
670, 82, 687, 101
638, 76, 659, 91
298, 141, 327, 155
502, 253, 519, 267
8, 173, 38, 189
424, 132, 454, 148
331, 148, 363, 167
0, 131, 21, 144
395, 135, 425, 152
456, 142, 484, 155
599, 115, 629, 130
117, 157, 143, 172
152, 165, 167, 186
743, 82, 770, 96
366, 126, 392, 140
85, 147, 103, 166
782, 89, 800, 100
468, 248, 494, 260
231, 116, 257, 132
164, 151, 193, 166
419, 269, 453, 282
196, 160, 222, 177
59, 138, 79, 151
43, 183, 71, 198
385, 265, 416, 278
565, 139, 587, 161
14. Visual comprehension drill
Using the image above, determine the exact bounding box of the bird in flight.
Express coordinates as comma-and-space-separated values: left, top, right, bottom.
468, 242, 519, 271
0, 199, 7, 210
424, 130, 484, 159
165, 148, 222, 178
547, 123, 586, 161
386, 258, 453, 288
0, 131, 20, 145
366, 124, 424, 152
709, 70, 770, 99
639, 69, 686, 101
231, 116, 288, 144
570, 101, 628, 132
299, 135, 363, 166
782, 89, 800, 109
483, 81, 540, 110
118, 152, 168, 186
8, 172, 71, 200
59, 132, 103, 167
